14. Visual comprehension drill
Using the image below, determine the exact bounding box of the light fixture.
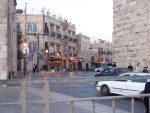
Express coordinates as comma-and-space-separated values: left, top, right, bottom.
23, 39, 27, 47
56, 53, 59, 56
45, 49, 49, 54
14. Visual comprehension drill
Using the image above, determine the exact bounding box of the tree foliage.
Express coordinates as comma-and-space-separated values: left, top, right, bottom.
17, 31, 24, 59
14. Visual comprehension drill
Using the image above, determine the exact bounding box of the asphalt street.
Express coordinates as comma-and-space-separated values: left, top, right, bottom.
0, 71, 146, 113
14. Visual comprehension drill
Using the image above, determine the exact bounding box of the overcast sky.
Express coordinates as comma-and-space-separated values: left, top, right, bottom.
16, 0, 113, 42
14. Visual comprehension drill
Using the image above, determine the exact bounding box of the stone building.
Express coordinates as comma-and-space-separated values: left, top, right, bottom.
16, 11, 78, 71
91, 39, 113, 66
0, 0, 17, 79
76, 33, 98, 70
113, 0, 150, 69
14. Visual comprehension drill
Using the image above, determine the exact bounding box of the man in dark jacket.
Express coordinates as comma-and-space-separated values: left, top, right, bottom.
144, 81, 150, 113
112, 62, 116, 67
127, 63, 133, 71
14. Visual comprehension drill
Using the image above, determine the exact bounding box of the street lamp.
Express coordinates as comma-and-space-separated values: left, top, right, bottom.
56, 53, 59, 56
45, 48, 49, 71
70, 57, 73, 60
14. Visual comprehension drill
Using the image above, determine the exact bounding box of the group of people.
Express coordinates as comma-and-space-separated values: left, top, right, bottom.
127, 63, 149, 73
127, 62, 150, 113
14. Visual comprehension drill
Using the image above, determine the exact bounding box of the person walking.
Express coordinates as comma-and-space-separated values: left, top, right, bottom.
144, 81, 150, 113
33, 64, 36, 73
127, 63, 133, 71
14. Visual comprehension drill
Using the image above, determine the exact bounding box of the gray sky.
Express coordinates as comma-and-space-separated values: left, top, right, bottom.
17, 0, 113, 42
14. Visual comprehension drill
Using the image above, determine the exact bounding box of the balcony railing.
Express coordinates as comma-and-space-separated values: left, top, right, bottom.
63, 35, 68, 40
51, 31, 56, 37
69, 37, 73, 41
73, 39, 77, 42
57, 33, 61, 38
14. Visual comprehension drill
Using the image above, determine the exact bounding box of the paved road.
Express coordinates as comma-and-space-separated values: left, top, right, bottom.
0, 71, 146, 113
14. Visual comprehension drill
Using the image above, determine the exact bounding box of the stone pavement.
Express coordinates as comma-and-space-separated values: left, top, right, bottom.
0, 71, 130, 113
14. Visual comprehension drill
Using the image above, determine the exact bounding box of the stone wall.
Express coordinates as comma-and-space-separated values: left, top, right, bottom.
0, 0, 17, 79
113, 0, 150, 69
0, 0, 8, 79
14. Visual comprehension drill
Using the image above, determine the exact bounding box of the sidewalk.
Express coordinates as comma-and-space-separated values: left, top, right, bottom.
15, 71, 66, 79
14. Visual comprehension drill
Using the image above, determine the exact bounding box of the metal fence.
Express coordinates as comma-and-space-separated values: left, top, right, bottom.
0, 75, 150, 113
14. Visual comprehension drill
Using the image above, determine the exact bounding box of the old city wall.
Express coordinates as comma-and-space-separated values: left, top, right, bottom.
0, 0, 17, 79
0, 0, 8, 79
113, 0, 150, 69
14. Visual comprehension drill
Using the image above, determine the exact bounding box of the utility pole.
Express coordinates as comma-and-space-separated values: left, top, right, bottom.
25, 3, 27, 36
37, 34, 40, 71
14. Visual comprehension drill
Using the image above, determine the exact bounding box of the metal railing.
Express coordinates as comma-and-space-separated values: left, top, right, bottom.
0, 75, 150, 113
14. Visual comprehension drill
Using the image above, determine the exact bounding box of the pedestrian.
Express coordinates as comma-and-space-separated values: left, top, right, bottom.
112, 62, 116, 67
143, 66, 149, 73
144, 81, 150, 113
33, 64, 36, 73
135, 63, 141, 72
127, 63, 133, 71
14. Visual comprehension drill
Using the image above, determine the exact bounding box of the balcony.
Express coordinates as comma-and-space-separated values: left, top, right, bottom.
73, 39, 77, 42
69, 37, 73, 41
68, 52, 73, 56
57, 33, 61, 38
63, 35, 68, 40
51, 31, 56, 37
73, 53, 77, 57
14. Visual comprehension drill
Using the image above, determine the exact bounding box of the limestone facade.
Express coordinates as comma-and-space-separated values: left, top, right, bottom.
76, 34, 100, 70
91, 39, 113, 65
16, 13, 78, 71
0, 0, 17, 79
113, 0, 150, 69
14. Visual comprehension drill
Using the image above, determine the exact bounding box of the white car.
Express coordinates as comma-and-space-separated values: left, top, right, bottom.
96, 72, 150, 96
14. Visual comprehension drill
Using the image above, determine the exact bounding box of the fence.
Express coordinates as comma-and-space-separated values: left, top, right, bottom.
0, 75, 150, 113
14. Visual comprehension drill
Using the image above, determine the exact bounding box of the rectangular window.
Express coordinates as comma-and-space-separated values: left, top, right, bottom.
29, 43, 37, 52
28, 23, 32, 33
17, 23, 21, 32
33, 43, 37, 50
28, 23, 37, 33
29, 43, 32, 52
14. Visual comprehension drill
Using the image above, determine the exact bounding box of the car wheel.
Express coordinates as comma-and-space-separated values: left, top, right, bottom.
101, 85, 110, 96
97, 69, 100, 72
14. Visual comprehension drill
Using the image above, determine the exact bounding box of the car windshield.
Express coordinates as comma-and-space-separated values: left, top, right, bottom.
132, 79, 148, 83
117, 68, 131, 73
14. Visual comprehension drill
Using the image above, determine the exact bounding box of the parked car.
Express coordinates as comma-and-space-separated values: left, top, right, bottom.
96, 72, 150, 97
94, 66, 111, 72
95, 67, 131, 77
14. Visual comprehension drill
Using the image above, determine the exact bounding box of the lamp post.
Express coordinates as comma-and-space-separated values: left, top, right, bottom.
45, 49, 49, 71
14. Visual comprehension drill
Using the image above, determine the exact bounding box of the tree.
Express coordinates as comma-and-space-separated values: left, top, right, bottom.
17, 31, 24, 60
